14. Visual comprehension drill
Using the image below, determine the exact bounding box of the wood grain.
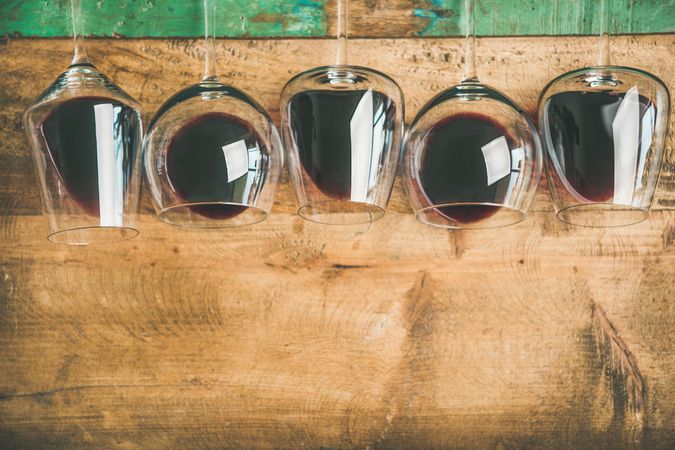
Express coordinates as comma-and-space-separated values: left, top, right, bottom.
0, 36, 674, 448
1, 0, 674, 38
1, 213, 673, 448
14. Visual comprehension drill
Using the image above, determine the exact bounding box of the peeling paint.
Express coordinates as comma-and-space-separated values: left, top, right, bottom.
0, 0, 672, 38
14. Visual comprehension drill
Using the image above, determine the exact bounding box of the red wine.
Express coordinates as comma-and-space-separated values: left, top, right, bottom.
419, 112, 518, 224
40, 96, 140, 217
165, 112, 267, 219
544, 90, 654, 203
288, 89, 396, 199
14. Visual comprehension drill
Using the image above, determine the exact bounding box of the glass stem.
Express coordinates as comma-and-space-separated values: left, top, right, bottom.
202, 0, 218, 81
70, 0, 90, 66
335, 0, 348, 65
462, 0, 478, 82
597, 0, 611, 66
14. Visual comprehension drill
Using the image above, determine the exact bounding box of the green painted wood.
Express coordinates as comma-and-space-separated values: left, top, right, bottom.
413, 0, 675, 36
0, 0, 327, 38
0, 0, 673, 38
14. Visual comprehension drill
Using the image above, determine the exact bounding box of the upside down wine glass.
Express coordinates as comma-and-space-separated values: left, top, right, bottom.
402, 0, 542, 229
23, 0, 143, 244
538, 0, 670, 227
143, 0, 282, 227
280, 0, 404, 225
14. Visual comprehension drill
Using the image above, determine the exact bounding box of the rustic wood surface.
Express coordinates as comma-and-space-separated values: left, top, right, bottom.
1, 0, 674, 38
0, 36, 674, 449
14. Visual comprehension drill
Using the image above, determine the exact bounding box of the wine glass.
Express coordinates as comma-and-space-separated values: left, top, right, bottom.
143, 0, 282, 228
402, 0, 542, 229
23, 0, 143, 245
280, 0, 404, 225
538, 0, 670, 228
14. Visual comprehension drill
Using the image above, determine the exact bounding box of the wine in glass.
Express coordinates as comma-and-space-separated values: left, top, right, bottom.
23, 0, 143, 244
280, 0, 404, 225
143, 0, 283, 228
402, 0, 542, 229
538, 0, 670, 227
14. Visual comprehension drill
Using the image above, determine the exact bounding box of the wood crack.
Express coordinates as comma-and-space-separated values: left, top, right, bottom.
0, 382, 228, 401
592, 303, 647, 446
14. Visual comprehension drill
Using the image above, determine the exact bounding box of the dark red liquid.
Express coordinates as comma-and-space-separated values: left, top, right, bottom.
544, 91, 654, 202
419, 112, 518, 224
40, 96, 140, 216
165, 112, 267, 219
288, 89, 396, 199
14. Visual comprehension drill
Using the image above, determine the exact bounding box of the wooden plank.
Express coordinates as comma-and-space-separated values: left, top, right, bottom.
0, 0, 326, 38
406, 0, 675, 36
1, 36, 673, 216
0, 36, 674, 448
0, 212, 673, 448
1, 0, 674, 38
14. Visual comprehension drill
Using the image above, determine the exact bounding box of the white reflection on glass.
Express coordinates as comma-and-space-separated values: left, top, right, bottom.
350, 89, 374, 202
94, 103, 123, 227
222, 139, 261, 203
481, 135, 511, 186
368, 102, 386, 194
635, 101, 655, 190
612, 86, 640, 205
503, 146, 524, 201
241, 144, 261, 202
222, 139, 249, 182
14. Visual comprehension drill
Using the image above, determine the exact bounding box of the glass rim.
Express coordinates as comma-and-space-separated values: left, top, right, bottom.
297, 200, 386, 225
158, 202, 269, 229
555, 202, 649, 228
145, 82, 270, 131
539, 64, 669, 101
283, 64, 402, 91
47, 225, 139, 245
27, 65, 142, 110
24, 88, 142, 119
415, 202, 527, 230
407, 82, 533, 131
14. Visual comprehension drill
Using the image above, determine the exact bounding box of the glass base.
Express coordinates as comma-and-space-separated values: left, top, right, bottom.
158, 202, 268, 228
298, 200, 385, 225
48, 226, 139, 245
556, 203, 649, 228
415, 202, 526, 229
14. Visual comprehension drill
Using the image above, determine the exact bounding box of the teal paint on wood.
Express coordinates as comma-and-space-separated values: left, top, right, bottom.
413, 0, 675, 37
0, 0, 326, 38
0, 0, 673, 38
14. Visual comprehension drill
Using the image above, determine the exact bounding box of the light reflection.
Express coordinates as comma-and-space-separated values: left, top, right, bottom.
503, 146, 524, 202
612, 86, 640, 205
635, 102, 655, 190
481, 136, 511, 186
222, 139, 261, 203
368, 102, 386, 195
94, 103, 123, 226
241, 144, 261, 202
350, 89, 375, 202
222, 139, 249, 182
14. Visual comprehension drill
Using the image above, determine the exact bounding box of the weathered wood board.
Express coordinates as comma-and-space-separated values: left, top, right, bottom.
1, 0, 674, 38
0, 36, 674, 449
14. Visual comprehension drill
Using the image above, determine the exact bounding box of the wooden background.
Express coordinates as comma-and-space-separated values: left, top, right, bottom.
0, 1, 674, 448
